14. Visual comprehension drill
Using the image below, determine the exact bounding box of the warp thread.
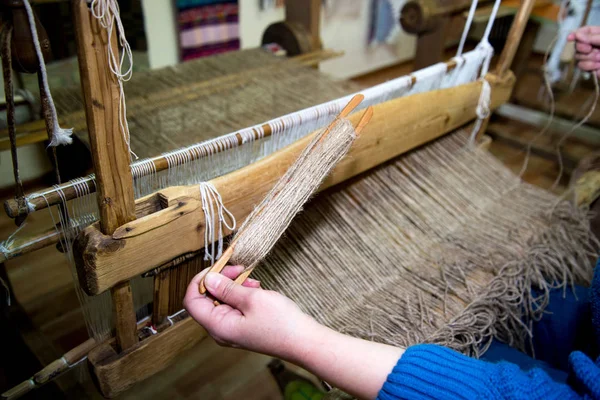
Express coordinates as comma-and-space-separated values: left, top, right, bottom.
88, 0, 137, 159
252, 131, 598, 359
0, 223, 28, 259
22, 0, 73, 147
199, 182, 236, 264
230, 118, 357, 270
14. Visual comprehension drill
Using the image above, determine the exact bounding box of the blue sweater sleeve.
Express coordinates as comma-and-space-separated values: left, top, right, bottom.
377, 344, 583, 400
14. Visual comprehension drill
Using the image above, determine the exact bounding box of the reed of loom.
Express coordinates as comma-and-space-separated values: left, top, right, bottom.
0, 0, 566, 398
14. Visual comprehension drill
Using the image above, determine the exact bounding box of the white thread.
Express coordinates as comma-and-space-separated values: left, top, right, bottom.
88, 0, 137, 159
26, 199, 36, 213
476, 80, 491, 120
167, 309, 186, 327
146, 325, 158, 335
199, 182, 236, 264
22, 0, 73, 147
69, 355, 88, 368
0, 222, 27, 258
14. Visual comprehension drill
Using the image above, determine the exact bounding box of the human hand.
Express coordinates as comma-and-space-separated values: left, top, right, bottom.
184, 265, 319, 361
568, 26, 600, 74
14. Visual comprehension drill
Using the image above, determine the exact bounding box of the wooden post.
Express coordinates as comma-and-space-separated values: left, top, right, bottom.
510, 20, 540, 81
73, 0, 137, 351
285, 0, 321, 51
495, 0, 536, 76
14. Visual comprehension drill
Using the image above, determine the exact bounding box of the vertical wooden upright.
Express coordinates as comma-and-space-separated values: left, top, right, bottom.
285, 0, 321, 52
494, 0, 536, 77
73, 0, 137, 351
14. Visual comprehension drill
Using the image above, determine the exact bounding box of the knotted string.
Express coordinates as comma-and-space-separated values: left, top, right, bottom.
199, 182, 236, 264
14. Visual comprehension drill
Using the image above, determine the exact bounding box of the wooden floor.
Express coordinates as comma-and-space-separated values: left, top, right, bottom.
1, 52, 599, 399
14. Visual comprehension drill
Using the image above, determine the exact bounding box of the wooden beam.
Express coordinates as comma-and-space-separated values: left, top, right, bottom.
74, 72, 515, 296
285, 0, 321, 51
88, 317, 208, 398
73, 0, 137, 352
495, 0, 536, 76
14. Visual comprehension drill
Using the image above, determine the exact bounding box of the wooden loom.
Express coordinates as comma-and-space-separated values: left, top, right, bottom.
4, 0, 590, 398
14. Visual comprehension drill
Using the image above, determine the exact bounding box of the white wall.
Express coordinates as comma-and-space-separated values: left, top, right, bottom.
320, 2, 415, 79
142, 0, 414, 79
141, 0, 180, 69
0, 145, 53, 190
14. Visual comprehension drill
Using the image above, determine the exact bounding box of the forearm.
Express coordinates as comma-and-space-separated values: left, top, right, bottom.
286, 321, 404, 400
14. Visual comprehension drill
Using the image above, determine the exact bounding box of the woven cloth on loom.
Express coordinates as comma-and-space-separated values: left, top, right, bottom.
48, 48, 358, 158
252, 129, 599, 357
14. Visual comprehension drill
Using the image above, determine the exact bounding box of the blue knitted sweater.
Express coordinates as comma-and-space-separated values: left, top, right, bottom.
378, 260, 600, 400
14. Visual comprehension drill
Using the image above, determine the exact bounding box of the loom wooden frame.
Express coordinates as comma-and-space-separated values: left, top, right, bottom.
75, 73, 515, 296
3, 0, 537, 398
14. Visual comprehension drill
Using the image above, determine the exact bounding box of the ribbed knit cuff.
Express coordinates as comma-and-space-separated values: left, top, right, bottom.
378, 344, 497, 400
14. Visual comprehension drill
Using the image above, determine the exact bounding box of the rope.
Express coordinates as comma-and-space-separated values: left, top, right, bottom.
468, 0, 501, 144
456, 0, 479, 57
22, 0, 73, 147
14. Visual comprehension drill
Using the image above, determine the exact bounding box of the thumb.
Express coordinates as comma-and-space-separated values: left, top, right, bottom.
205, 272, 254, 309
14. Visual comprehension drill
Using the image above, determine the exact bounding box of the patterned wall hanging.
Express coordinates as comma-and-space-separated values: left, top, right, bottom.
177, 0, 240, 61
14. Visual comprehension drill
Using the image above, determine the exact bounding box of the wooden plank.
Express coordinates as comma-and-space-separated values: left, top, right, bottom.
74, 72, 515, 296
495, 0, 536, 76
88, 317, 208, 398
73, 0, 137, 351
152, 270, 170, 325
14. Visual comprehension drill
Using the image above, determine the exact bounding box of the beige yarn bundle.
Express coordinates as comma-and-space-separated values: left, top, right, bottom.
230, 117, 358, 270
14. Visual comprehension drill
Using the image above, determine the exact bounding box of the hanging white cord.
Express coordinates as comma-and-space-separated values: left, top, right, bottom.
199, 182, 236, 264
456, 0, 479, 57
22, 0, 73, 147
0, 223, 28, 259
88, 0, 137, 160
469, 0, 502, 144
